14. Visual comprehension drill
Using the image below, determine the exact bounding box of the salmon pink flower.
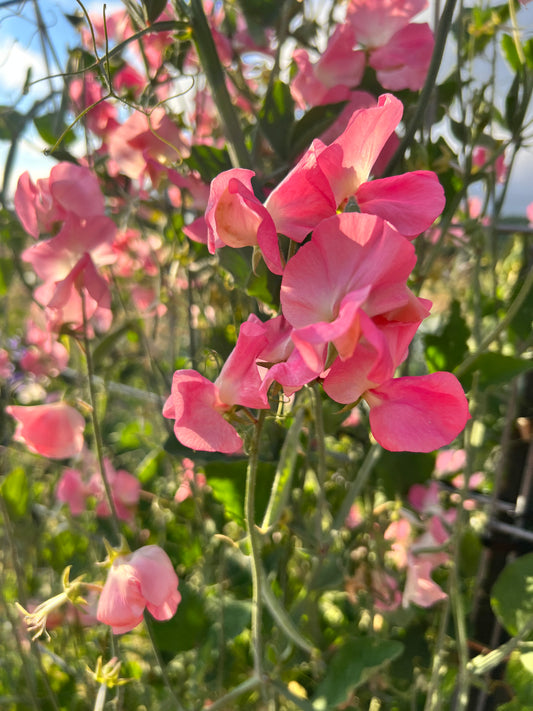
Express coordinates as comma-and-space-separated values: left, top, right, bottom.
14, 162, 106, 239
6, 401, 85, 459
365, 372, 470, 453
163, 316, 270, 453
97, 545, 181, 634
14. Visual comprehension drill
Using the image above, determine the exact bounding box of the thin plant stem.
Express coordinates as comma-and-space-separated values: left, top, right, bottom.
333, 444, 382, 530
455, 264, 533, 377
312, 382, 328, 537
144, 612, 187, 711
81, 291, 121, 542
188, 0, 251, 169
244, 409, 267, 688
201, 675, 262, 711
385, 0, 458, 175
424, 596, 451, 711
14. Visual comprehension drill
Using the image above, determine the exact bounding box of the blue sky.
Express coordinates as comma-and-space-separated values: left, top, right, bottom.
1, 0, 532, 215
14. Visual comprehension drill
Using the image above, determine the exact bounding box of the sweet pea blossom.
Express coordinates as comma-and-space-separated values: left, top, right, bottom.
346, 0, 433, 92
14, 162, 106, 239
203, 94, 444, 273
163, 316, 270, 453
6, 401, 85, 459
97, 546, 181, 634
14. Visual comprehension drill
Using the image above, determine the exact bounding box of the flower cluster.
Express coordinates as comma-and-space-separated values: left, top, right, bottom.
164, 94, 470, 454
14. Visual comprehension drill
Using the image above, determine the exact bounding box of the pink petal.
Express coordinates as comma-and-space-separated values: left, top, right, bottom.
163, 370, 243, 453
96, 560, 145, 634
366, 372, 471, 452
370, 23, 434, 92
264, 140, 336, 242
317, 94, 403, 206
356, 171, 445, 236
132, 545, 179, 610
6, 402, 85, 459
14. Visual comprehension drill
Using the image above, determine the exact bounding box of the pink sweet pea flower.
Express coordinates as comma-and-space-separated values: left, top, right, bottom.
346, 0, 427, 49
0, 348, 14, 380
14, 162, 106, 239
57, 468, 87, 515
43, 252, 112, 333
175, 458, 207, 503
365, 372, 470, 453
88, 460, 141, 523
291, 23, 365, 108
97, 545, 181, 634
107, 108, 188, 183
205, 95, 444, 271
163, 316, 270, 453
6, 401, 85, 459
69, 73, 119, 138
280, 212, 417, 368
19, 311, 69, 378
369, 23, 434, 92
402, 555, 448, 608
435, 448, 467, 476
205, 168, 284, 274
472, 146, 507, 184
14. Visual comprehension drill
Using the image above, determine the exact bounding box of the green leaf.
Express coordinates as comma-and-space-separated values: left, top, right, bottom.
491, 552, 533, 637
206, 596, 252, 640
142, 0, 168, 23
1, 467, 28, 518
0, 107, 24, 140
258, 80, 294, 159
150, 583, 209, 654
501, 34, 521, 73
135, 447, 164, 485
312, 637, 403, 710
457, 352, 533, 390
34, 113, 76, 147
504, 651, 533, 706
237, 0, 284, 28
92, 320, 141, 365
0, 256, 14, 295
204, 459, 276, 524
185, 145, 232, 183
376, 451, 436, 499
288, 101, 347, 160
505, 72, 521, 133
425, 300, 470, 373
245, 255, 281, 310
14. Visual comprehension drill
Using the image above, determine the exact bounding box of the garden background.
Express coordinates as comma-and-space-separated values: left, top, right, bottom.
1, 1, 533, 710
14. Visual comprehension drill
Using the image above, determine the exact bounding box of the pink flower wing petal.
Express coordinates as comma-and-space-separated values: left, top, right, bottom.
366, 372, 470, 452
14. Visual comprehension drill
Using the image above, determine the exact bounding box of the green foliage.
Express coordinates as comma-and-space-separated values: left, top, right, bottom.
1, 468, 29, 518
459, 352, 533, 391
425, 300, 470, 373
491, 552, 533, 637
259, 80, 295, 160
312, 637, 403, 709
186, 145, 233, 183
288, 101, 348, 161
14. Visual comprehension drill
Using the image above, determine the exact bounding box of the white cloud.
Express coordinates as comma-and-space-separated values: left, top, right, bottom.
0, 40, 46, 93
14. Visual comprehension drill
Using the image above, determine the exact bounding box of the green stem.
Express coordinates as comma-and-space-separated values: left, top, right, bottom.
144, 613, 186, 711
312, 383, 328, 537
81, 292, 121, 542
384, 0, 458, 175
201, 675, 262, 711
333, 444, 382, 530
244, 409, 267, 685
188, 0, 251, 169
424, 596, 451, 711
455, 264, 533, 377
